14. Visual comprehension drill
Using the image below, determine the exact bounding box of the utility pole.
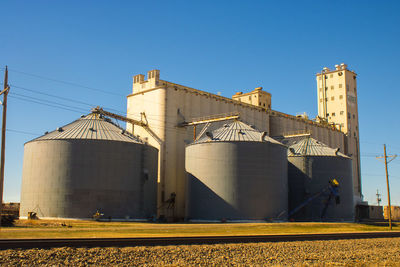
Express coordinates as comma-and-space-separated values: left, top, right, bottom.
0, 66, 10, 227
376, 144, 397, 230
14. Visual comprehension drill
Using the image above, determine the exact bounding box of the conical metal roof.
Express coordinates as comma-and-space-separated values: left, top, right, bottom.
30, 113, 142, 143
288, 137, 348, 157
193, 120, 283, 144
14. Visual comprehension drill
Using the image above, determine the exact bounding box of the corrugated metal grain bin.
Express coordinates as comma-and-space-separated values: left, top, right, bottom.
288, 137, 354, 221
20, 113, 158, 220
185, 121, 288, 221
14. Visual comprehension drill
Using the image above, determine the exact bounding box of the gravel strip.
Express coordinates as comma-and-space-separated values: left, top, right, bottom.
1, 237, 399, 266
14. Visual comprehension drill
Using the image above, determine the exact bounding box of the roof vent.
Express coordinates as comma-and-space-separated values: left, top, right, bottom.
121, 130, 125, 134
223, 124, 229, 127
205, 132, 213, 140
80, 115, 85, 118
57, 127, 63, 132
289, 148, 296, 154
238, 130, 245, 135
335, 148, 340, 156
44, 131, 49, 135
89, 127, 97, 132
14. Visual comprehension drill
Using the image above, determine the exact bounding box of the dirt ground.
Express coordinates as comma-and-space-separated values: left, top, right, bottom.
1, 237, 399, 266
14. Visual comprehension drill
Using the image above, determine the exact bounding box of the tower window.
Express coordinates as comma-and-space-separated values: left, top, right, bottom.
353, 114, 355, 119
331, 86, 334, 90
348, 112, 351, 119
332, 112, 336, 116
339, 84, 343, 88
331, 96, 335, 101
340, 111, 344, 115
339, 95, 343, 99
338, 72, 343, 76
249, 96, 251, 101
330, 74, 333, 78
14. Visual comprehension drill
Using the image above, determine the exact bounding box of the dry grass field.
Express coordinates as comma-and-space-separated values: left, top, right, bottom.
1, 237, 399, 266
0, 219, 398, 239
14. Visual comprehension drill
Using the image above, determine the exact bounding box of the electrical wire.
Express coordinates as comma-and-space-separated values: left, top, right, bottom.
8, 68, 126, 97
10, 92, 88, 113
11, 84, 96, 108
6, 88, 181, 132
3, 70, 400, 154
6, 129, 40, 136
9, 95, 87, 114
1, 81, 182, 123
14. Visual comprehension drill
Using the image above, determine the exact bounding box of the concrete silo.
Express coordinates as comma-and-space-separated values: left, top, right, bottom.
20, 113, 158, 220
287, 137, 354, 221
185, 121, 288, 221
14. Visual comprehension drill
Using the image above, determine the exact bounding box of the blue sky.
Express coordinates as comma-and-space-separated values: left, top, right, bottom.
1, 0, 400, 206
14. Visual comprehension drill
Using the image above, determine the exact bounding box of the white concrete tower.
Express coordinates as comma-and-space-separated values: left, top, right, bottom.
316, 64, 362, 202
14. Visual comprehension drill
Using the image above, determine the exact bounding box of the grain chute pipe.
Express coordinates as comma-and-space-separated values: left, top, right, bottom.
91, 106, 162, 145
91, 107, 146, 127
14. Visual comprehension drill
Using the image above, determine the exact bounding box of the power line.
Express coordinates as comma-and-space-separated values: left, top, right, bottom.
362, 173, 400, 179
8, 91, 180, 132
8, 88, 400, 145
10, 92, 88, 113
3, 82, 135, 118
11, 84, 95, 108
1, 81, 179, 123
4, 72, 400, 146
8, 68, 126, 97
9, 95, 86, 114
6, 129, 40, 136
8, 93, 180, 132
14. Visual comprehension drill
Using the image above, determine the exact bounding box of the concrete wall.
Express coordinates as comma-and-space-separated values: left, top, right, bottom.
269, 113, 345, 148
316, 65, 361, 199
20, 139, 158, 219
